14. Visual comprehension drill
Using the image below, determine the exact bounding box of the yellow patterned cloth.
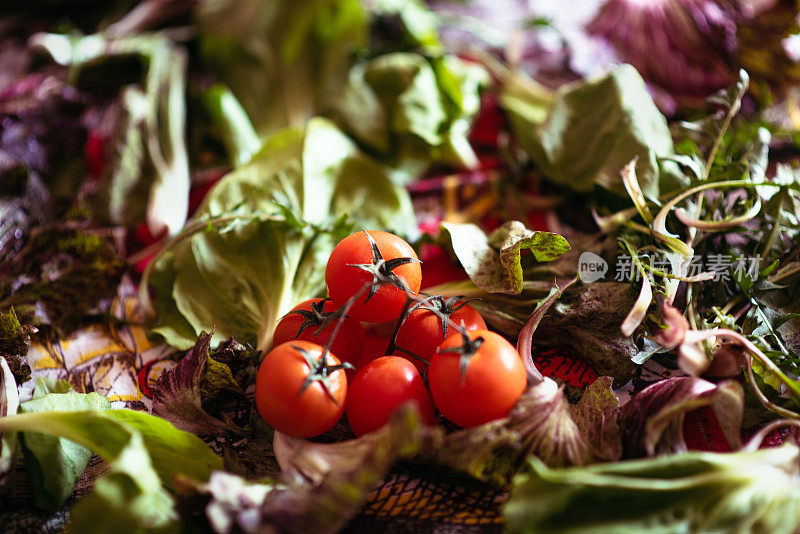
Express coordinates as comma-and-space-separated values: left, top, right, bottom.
22, 277, 177, 410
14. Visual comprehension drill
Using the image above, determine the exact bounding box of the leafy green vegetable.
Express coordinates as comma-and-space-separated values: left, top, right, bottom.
441, 220, 570, 294
195, 0, 366, 139
505, 444, 800, 534
368, 0, 442, 53
0, 227, 125, 335
0, 406, 223, 530
328, 52, 487, 181
34, 32, 191, 236
505, 64, 683, 198
18, 383, 111, 511
147, 117, 414, 350
202, 84, 261, 167
0, 409, 222, 491
152, 332, 257, 436
0, 308, 34, 385
69, 431, 178, 533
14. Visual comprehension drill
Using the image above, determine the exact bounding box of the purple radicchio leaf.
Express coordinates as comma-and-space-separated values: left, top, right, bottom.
619, 376, 744, 457
587, 0, 737, 108
152, 331, 243, 437
569, 376, 622, 463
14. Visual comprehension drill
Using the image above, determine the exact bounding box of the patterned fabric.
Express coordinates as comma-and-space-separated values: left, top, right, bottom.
22, 278, 177, 410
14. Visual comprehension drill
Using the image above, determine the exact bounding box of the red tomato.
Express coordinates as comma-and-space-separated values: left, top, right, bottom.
394, 298, 486, 372
356, 329, 392, 369
429, 330, 526, 428
255, 341, 347, 437
272, 299, 364, 367
346, 356, 435, 436
325, 230, 421, 323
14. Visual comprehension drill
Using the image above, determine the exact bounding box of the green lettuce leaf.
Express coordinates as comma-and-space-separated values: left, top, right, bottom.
148, 117, 414, 350
505, 444, 800, 534
505, 64, 683, 198
441, 220, 570, 294
69, 431, 178, 533
0, 406, 223, 530
17, 385, 111, 511
328, 52, 487, 181
195, 0, 366, 139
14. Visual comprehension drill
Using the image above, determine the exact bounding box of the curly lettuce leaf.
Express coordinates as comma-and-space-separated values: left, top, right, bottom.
441, 220, 570, 294
149, 118, 414, 350
505, 444, 800, 534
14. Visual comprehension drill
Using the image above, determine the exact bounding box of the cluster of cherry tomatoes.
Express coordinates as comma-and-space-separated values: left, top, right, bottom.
255, 230, 527, 438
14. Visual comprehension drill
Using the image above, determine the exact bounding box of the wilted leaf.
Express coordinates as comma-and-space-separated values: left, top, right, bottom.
193, 407, 434, 534
534, 282, 639, 387
441, 220, 570, 294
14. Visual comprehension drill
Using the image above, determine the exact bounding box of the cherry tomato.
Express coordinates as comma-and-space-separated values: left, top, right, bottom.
272, 298, 364, 367
255, 341, 348, 437
346, 356, 435, 436
394, 298, 486, 372
325, 230, 421, 324
429, 330, 526, 428
356, 329, 392, 370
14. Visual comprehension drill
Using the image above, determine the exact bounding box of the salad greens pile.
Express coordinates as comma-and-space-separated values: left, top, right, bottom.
3, 0, 800, 532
